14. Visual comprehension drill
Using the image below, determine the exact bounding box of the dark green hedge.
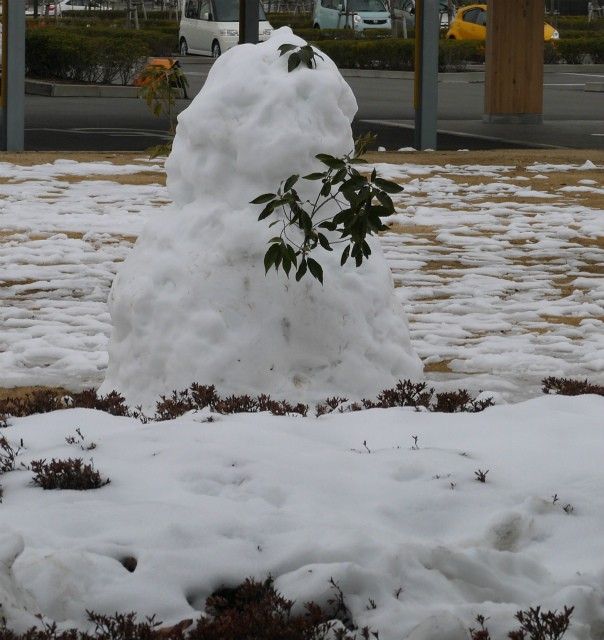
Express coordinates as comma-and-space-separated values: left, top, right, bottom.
295, 27, 393, 41
312, 37, 603, 69
266, 12, 313, 29
556, 37, 604, 62
554, 15, 604, 31
58, 9, 176, 20
25, 28, 150, 84
312, 38, 484, 70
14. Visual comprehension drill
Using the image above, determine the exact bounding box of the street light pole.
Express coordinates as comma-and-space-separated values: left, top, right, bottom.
1, 0, 25, 152
413, 0, 439, 150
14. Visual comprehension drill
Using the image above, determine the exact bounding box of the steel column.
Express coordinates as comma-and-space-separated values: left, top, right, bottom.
1, 0, 25, 151
414, 0, 439, 150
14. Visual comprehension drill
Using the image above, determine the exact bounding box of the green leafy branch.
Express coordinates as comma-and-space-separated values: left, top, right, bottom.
278, 43, 324, 72
250, 135, 403, 285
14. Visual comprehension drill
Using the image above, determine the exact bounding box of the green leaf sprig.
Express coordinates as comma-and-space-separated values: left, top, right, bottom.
278, 43, 324, 72
250, 134, 404, 285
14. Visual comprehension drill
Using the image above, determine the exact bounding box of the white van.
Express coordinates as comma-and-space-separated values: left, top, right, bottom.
179, 0, 273, 58
313, 0, 391, 32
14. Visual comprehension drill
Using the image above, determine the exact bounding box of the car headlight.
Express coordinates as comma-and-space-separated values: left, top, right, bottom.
552, 30, 559, 39
219, 29, 239, 36
353, 13, 362, 23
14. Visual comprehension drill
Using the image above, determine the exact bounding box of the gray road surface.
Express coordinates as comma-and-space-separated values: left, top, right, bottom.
25, 60, 604, 151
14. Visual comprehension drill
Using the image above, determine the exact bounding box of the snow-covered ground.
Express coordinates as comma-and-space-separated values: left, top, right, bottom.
1, 395, 604, 639
0, 156, 602, 400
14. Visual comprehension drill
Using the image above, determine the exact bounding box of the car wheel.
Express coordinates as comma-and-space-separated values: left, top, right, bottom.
212, 41, 221, 58
180, 38, 189, 56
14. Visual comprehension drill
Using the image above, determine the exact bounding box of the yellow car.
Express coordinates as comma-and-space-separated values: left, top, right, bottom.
446, 4, 560, 41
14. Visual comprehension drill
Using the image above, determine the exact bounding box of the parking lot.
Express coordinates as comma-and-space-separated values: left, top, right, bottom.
25, 60, 604, 151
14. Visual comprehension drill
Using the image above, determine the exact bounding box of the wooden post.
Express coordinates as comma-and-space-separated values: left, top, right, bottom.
484, 0, 544, 124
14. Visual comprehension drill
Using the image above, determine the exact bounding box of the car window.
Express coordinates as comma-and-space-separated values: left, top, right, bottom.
185, 0, 200, 18
348, 0, 387, 11
462, 8, 480, 23
476, 9, 486, 26
199, 0, 212, 19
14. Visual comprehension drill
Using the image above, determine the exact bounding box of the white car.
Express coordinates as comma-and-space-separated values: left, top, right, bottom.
179, 0, 272, 58
53, 0, 110, 14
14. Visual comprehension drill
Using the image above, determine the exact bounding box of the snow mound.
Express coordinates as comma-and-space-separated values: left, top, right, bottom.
99, 29, 421, 408
2, 396, 604, 638
0, 530, 40, 631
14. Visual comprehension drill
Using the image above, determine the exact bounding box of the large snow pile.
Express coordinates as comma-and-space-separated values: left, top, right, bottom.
99, 29, 421, 409
1, 396, 604, 638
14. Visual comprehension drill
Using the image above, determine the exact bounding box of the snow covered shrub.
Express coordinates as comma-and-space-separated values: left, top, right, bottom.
474, 469, 489, 483
67, 389, 131, 416
542, 377, 604, 396
469, 614, 491, 640
0, 436, 24, 503
30, 458, 110, 491
470, 605, 574, 640
187, 577, 371, 640
364, 380, 433, 410
316, 396, 350, 416
0, 389, 64, 418
0, 437, 24, 474
357, 381, 493, 413
153, 384, 308, 420
64, 428, 97, 452
0, 580, 373, 640
432, 390, 494, 413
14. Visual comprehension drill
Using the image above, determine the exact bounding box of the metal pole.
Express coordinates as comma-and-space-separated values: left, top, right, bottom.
1, 0, 25, 152
413, 0, 439, 150
239, 0, 259, 43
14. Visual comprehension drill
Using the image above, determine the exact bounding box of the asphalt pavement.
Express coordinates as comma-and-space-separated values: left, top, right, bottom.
25, 60, 604, 151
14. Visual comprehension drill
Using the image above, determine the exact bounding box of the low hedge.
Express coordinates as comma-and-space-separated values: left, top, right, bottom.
50, 17, 178, 31
58, 9, 176, 20
553, 15, 604, 31
556, 36, 604, 62
25, 28, 150, 84
312, 37, 604, 69
312, 38, 484, 70
27, 21, 177, 56
295, 27, 393, 40
266, 12, 313, 28
76, 27, 176, 55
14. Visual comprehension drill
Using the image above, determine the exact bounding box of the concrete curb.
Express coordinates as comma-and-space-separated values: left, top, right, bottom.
340, 69, 410, 79
26, 79, 141, 98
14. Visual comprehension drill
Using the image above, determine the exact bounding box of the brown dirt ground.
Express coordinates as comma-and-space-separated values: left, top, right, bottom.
0, 151, 152, 166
